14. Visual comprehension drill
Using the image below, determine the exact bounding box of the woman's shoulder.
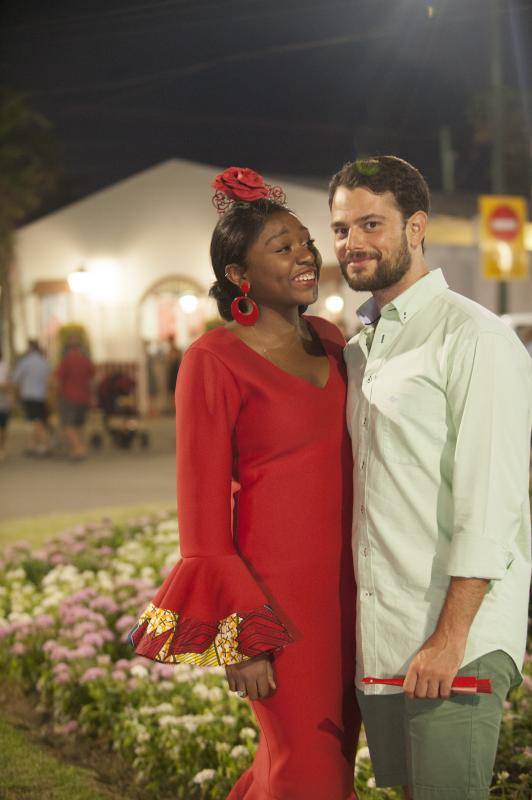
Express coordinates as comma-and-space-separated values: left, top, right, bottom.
184, 326, 242, 366
303, 315, 346, 347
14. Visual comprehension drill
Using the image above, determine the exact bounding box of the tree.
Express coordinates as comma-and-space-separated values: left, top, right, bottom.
0, 89, 58, 361
468, 87, 532, 199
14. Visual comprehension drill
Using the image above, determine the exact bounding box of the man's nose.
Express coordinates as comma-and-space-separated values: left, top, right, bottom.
346, 226, 364, 252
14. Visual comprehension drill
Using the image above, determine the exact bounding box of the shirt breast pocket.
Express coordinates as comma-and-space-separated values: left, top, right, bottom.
380, 391, 446, 466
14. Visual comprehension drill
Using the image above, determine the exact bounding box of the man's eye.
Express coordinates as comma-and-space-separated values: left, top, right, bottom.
335, 228, 347, 238
364, 221, 379, 230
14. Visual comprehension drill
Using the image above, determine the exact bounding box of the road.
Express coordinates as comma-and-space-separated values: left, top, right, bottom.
0, 417, 176, 521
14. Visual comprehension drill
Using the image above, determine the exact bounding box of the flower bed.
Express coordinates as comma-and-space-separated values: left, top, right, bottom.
0, 514, 529, 799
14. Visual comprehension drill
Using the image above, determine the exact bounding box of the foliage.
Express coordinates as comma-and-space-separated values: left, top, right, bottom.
0, 514, 530, 798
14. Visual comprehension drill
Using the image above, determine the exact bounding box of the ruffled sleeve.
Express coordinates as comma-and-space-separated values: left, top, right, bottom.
130, 346, 293, 666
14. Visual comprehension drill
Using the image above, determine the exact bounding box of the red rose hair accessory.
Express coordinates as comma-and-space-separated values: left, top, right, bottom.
212, 166, 287, 214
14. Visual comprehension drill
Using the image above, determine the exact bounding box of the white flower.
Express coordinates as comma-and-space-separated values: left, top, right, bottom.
208, 687, 223, 702
230, 745, 249, 759
355, 746, 370, 763
192, 768, 216, 785
158, 715, 179, 728
193, 683, 210, 700
366, 777, 376, 788
155, 703, 175, 714
222, 715, 236, 726
130, 664, 148, 679
239, 727, 257, 740
215, 742, 230, 754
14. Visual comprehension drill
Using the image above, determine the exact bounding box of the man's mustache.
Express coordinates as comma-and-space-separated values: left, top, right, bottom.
343, 250, 381, 264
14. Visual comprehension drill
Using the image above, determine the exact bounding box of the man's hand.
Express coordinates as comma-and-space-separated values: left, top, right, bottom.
226, 653, 276, 701
403, 576, 489, 700
403, 630, 465, 699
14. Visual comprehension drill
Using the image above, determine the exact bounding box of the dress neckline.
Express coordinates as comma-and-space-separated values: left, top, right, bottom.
221, 316, 332, 391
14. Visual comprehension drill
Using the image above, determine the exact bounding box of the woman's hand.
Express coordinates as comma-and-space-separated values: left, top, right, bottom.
226, 654, 276, 701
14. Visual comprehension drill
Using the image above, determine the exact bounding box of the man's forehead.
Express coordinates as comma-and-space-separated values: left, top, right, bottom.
331, 186, 398, 216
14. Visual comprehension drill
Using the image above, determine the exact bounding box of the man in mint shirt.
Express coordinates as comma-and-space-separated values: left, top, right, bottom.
329, 156, 531, 799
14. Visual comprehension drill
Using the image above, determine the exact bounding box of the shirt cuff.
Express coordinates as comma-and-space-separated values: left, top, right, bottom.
447, 534, 512, 580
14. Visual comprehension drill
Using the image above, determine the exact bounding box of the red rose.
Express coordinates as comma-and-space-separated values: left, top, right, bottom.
212, 167, 269, 202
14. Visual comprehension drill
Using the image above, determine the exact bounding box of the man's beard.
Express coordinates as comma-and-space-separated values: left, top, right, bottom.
340, 231, 412, 292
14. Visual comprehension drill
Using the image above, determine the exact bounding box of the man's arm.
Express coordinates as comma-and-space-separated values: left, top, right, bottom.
406, 329, 531, 700
403, 577, 488, 699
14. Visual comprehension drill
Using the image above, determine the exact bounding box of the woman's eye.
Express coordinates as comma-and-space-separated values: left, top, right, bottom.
276, 244, 291, 253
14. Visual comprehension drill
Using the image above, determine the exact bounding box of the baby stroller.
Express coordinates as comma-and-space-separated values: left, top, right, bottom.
90, 370, 149, 450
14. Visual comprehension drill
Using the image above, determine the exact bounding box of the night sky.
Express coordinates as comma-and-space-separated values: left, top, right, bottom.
2, 0, 532, 217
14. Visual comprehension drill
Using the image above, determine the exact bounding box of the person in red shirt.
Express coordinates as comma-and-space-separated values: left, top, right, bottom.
56, 335, 95, 460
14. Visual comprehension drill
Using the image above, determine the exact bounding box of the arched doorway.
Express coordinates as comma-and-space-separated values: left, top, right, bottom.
138, 275, 219, 415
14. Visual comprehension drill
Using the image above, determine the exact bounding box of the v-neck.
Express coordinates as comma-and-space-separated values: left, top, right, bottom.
221, 317, 332, 391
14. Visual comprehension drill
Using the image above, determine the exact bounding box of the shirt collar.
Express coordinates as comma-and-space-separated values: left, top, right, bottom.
356, 269, 449, 327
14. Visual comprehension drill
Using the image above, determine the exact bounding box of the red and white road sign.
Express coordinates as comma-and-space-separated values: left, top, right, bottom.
488, 205, 521, 241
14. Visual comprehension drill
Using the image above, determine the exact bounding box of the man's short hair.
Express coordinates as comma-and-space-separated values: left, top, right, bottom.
328, 155, 430, 221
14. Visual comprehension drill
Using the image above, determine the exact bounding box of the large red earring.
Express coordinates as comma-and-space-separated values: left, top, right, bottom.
231, 280, 259, 326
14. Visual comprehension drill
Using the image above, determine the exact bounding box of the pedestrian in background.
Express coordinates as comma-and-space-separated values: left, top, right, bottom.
55, 334, 95, 461
0, 345, 13, 461
12, 339, 51, 456
165, 337, 182, 413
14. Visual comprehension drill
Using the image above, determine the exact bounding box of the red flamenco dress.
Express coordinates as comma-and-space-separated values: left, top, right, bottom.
131, 316, 359, 800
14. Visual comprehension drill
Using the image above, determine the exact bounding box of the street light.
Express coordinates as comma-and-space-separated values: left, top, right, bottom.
324, 294, 345, 314
179, 294, 199, 314
67, 267, 92, 294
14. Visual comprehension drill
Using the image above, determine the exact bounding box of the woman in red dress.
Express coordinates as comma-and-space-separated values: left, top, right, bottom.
131, 168, 360, 799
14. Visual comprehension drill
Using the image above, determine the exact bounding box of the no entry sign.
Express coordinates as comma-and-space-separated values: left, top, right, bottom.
479, 195, 528, 280
488, 205, 520, 241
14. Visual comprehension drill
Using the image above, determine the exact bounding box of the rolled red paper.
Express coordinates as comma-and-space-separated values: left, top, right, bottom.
362, 676, 492, 694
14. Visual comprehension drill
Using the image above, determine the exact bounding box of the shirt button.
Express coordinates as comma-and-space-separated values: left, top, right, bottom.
363, 417, 367, 427
360, 505, 365, 515
366, 376, 373, 384
361, 546, 368, 557
361, 460, 365, 469
362, 590, 373, 598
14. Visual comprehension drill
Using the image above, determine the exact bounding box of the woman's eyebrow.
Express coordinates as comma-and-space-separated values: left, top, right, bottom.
264, 227, 289, 245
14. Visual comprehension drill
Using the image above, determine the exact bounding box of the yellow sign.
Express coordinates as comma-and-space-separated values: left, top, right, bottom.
479, 195, 528, 280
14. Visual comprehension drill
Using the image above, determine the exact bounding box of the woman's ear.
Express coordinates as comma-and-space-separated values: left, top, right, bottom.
224, 263, 246, 288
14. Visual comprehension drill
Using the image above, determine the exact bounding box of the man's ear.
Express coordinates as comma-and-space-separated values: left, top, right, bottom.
407, 211, 428, 249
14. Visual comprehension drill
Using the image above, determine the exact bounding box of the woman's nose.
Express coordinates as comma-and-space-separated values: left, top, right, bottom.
297, 243, 315, 263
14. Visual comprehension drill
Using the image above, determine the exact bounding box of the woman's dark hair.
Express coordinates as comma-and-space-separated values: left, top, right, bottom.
209, 198, 321, 321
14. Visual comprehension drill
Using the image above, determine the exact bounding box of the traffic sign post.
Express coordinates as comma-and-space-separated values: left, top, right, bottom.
479, 195, 528, 281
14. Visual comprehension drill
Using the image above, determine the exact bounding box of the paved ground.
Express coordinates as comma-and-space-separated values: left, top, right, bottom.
0, 416, 176, 521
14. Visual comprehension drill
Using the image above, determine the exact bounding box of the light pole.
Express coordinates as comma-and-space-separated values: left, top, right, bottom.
490, 0, 508, 314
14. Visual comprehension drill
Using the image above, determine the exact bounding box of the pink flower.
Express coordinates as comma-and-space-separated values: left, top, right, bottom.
49, 553, 66, 565
73, 644, 97, 659
10, 642, 26, 656
55, 671, 71, 685
115, 615, 136, 632
115, 659, 131, 670
90, 596, 118, 614
34, 614, 55, 628
61, 720, 78, 735
0, 626, 12, 640
80, 667, 105, 683
112, 670, 127, 681
82, 632, 105, 648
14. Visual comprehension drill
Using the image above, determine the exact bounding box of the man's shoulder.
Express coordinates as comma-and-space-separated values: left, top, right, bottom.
439, 290, 517, 338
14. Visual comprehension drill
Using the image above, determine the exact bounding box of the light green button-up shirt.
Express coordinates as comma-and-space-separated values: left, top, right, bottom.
344, 269, 532, 695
